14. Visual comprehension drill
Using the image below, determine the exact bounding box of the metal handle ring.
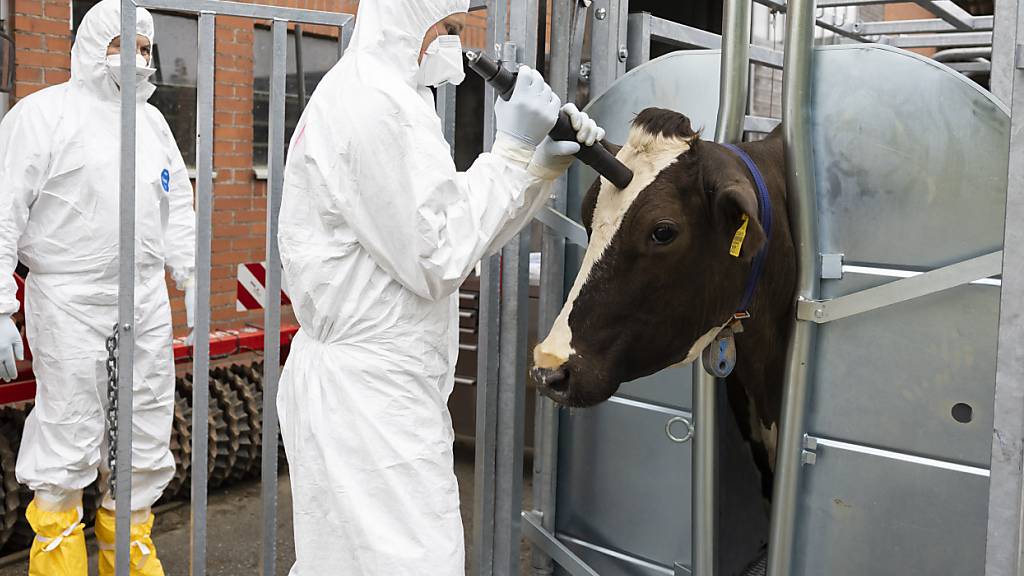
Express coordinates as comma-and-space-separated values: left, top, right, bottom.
665, 416, 694, 443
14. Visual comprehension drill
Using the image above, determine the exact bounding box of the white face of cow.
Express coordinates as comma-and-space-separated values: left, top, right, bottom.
532, 108, 768, 407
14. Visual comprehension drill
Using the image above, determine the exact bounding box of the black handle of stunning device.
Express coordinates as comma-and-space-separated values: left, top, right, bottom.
465, 50, 634, 190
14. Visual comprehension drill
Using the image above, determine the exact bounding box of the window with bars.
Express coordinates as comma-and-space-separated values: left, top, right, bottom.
252, 27, 341, 170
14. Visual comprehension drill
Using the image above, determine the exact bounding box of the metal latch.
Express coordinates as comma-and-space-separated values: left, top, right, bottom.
802, 434, 818, 466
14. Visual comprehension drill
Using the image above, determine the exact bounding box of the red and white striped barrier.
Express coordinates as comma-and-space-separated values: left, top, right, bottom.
236, 262, 291, 311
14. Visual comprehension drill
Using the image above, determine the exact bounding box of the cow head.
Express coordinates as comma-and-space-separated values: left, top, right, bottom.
532, 108, 768, 407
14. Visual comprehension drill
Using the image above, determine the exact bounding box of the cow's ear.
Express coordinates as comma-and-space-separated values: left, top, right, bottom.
713, 182, 766, 262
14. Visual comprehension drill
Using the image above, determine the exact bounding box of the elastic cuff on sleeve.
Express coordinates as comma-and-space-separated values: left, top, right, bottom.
491, 133, 537, 167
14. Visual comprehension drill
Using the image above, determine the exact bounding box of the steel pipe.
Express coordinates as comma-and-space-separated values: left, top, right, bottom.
134, 0, 350, 26
716, 0, 752, 143
767, 0, 821, 570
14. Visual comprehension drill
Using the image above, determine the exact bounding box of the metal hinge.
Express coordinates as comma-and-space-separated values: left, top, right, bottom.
801, 434, 818, 466
1016, 45, 1024, 70
821, 253, 844, 280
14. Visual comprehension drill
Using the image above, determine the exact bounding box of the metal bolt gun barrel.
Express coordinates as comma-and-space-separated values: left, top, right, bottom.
465, 50, 634, 190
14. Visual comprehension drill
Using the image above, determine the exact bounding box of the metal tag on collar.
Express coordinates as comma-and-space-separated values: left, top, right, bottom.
702, 327, 737, 378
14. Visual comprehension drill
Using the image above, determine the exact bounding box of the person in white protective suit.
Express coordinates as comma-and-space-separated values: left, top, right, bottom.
0, 1, 195, 574
277, 0, 606, 574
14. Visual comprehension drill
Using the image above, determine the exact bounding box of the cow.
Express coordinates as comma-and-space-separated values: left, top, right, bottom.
531, 107, 796, 498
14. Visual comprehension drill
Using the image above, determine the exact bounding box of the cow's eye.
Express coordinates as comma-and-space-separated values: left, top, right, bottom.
651, 222, 678, 245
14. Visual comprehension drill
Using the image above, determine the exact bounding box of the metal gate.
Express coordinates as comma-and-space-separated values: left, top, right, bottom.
114, 2, 351, 575
107, 1, 1024, 576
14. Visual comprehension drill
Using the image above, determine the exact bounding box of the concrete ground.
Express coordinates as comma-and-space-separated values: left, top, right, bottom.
0, 444, 534, 575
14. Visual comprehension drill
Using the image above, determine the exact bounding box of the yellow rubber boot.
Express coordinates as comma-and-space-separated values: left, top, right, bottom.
26, 499, 87, 576
96, 507, 166, 576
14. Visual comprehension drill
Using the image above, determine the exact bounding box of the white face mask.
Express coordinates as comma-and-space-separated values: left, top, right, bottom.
106, 53, 157, 88
418, 35, 465, 88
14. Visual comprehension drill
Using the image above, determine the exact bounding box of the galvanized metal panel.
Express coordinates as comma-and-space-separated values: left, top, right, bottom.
809, 276, 999, 466
793, 439, 990, 576
810, 45, 1009, 270
556, 398, 695, 568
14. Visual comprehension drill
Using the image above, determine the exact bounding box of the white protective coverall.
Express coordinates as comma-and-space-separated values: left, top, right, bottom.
0, 0, 194, 531
277, 1, 572, 574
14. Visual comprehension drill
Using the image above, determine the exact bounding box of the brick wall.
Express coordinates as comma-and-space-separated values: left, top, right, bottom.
7, 0, 488, 337
13, 0, 72, 99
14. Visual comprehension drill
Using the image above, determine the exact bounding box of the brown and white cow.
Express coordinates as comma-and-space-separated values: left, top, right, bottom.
532, 107, 796, 495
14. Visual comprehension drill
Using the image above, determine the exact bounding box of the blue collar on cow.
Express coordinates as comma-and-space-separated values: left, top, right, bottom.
721, 143, 773, 320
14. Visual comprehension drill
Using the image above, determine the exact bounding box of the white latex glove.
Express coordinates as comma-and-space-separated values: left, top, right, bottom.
0, 315, 24, 383
563, 103, 606, 147
184, 275, 196, 346
494, 66, 561, 148
531, 104, 607, 175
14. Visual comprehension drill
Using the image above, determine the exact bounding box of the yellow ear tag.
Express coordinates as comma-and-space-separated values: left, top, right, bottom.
730, 214, 749, 258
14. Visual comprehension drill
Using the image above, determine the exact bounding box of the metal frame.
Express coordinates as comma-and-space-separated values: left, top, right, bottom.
118, 4, 352, 576
475, 0, 1022, 575
984, 0, 1024, 572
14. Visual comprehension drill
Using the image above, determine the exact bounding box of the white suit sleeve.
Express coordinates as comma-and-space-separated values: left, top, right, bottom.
0, 103, 49, 316
162, 141, 197, 290
308, 92, 555, 302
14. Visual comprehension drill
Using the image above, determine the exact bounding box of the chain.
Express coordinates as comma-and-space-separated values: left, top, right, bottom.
105, 323, 119, 498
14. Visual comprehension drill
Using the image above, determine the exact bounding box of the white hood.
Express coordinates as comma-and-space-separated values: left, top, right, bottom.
347, 0, 470, 84
71, 0, 156, 103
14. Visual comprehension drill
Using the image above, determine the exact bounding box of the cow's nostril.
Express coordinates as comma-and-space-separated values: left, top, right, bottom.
532, 367, 570, 392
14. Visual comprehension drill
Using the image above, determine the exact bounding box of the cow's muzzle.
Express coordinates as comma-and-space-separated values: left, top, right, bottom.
531, 366, 571, 402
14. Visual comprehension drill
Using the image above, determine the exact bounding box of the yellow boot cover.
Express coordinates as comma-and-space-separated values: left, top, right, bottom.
26, 500, 87, 576
96, 507, 166, 576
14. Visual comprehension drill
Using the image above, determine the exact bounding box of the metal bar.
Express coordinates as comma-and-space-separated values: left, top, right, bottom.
494, 229, 530, 576
650, 17, 785, 69
767, 0, 820, 568
694, 0, 755, 569
522, 512, 602, 576
888, 31, 992, 48
848, 15, 993, 35
753, 0, 870, 42
474, 2, 508, 572
116, 3, 138, 574
295, 25, 307, 108
985, 1, 1024, 571
796, 251, 1003, 323
590, 0, 629, 99
817, 0, 910, 6
340, 23, 353, 58
933, 47, 992, 61
948, 60, 992, 73
473, 254, 501, 576
495, 4, 537, 571
717, 0, 752, 143
531, 1, 574, 573
691, 365, 716, 576
190, 12, 215, 576
134, 0, 352, 26
991, 0, 1018, 103
260, 19, 287, 576
626, 12, 653, 70
436, 83, 457, 155
567, 0, 590, 102
744, 115, 781, 133
911, 0, 974, 32
535, 207, 589, 248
